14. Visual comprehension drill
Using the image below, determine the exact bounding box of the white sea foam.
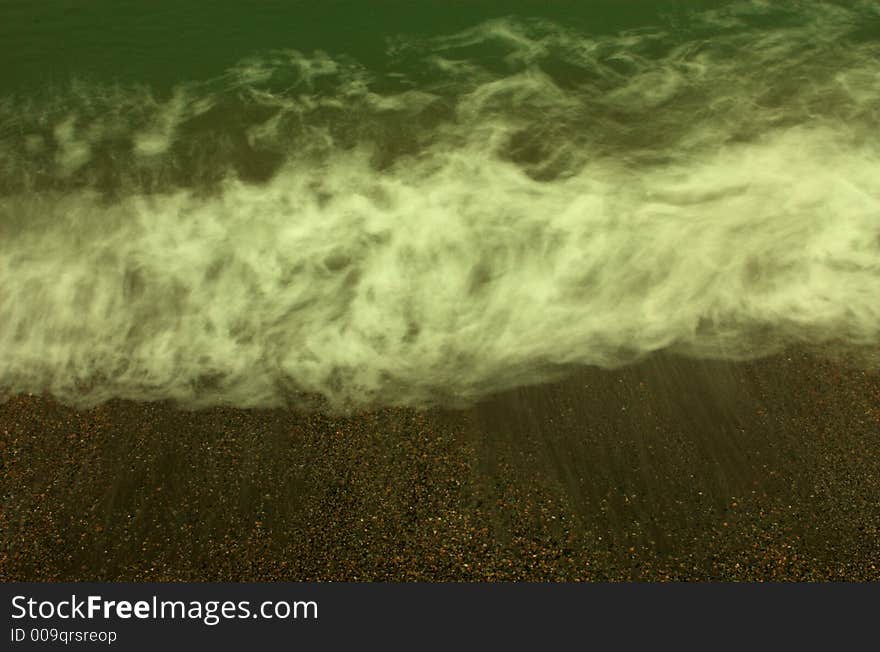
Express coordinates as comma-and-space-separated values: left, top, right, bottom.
1, 5, 879, 409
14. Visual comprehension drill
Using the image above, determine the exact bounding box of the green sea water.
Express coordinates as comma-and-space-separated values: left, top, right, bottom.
1, 1, 729, 92
1, 1, 879, 409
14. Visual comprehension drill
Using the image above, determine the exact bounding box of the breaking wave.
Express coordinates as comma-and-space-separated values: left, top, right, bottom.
1, 2, 879, 409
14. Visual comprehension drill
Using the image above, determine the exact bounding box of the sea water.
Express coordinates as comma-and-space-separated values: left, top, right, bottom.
1, 1, 878, 409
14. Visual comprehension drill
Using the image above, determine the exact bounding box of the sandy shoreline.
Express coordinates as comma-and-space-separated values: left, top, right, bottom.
2, 350, 878, 581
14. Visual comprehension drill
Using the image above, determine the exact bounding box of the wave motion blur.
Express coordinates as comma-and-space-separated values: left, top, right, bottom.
1, 2, 879, 409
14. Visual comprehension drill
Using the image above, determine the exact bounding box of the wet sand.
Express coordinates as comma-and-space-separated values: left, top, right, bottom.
1, 350, 878, 581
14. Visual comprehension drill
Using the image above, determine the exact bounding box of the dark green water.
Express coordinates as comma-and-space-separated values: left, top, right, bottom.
2, 1, 724, 92
1, 1, 879, 409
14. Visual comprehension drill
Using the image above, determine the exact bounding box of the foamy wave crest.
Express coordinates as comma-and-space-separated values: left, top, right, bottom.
2, 4, 879, 409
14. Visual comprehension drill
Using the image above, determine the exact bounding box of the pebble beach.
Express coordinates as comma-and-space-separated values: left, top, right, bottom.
2, 350, 878, 581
